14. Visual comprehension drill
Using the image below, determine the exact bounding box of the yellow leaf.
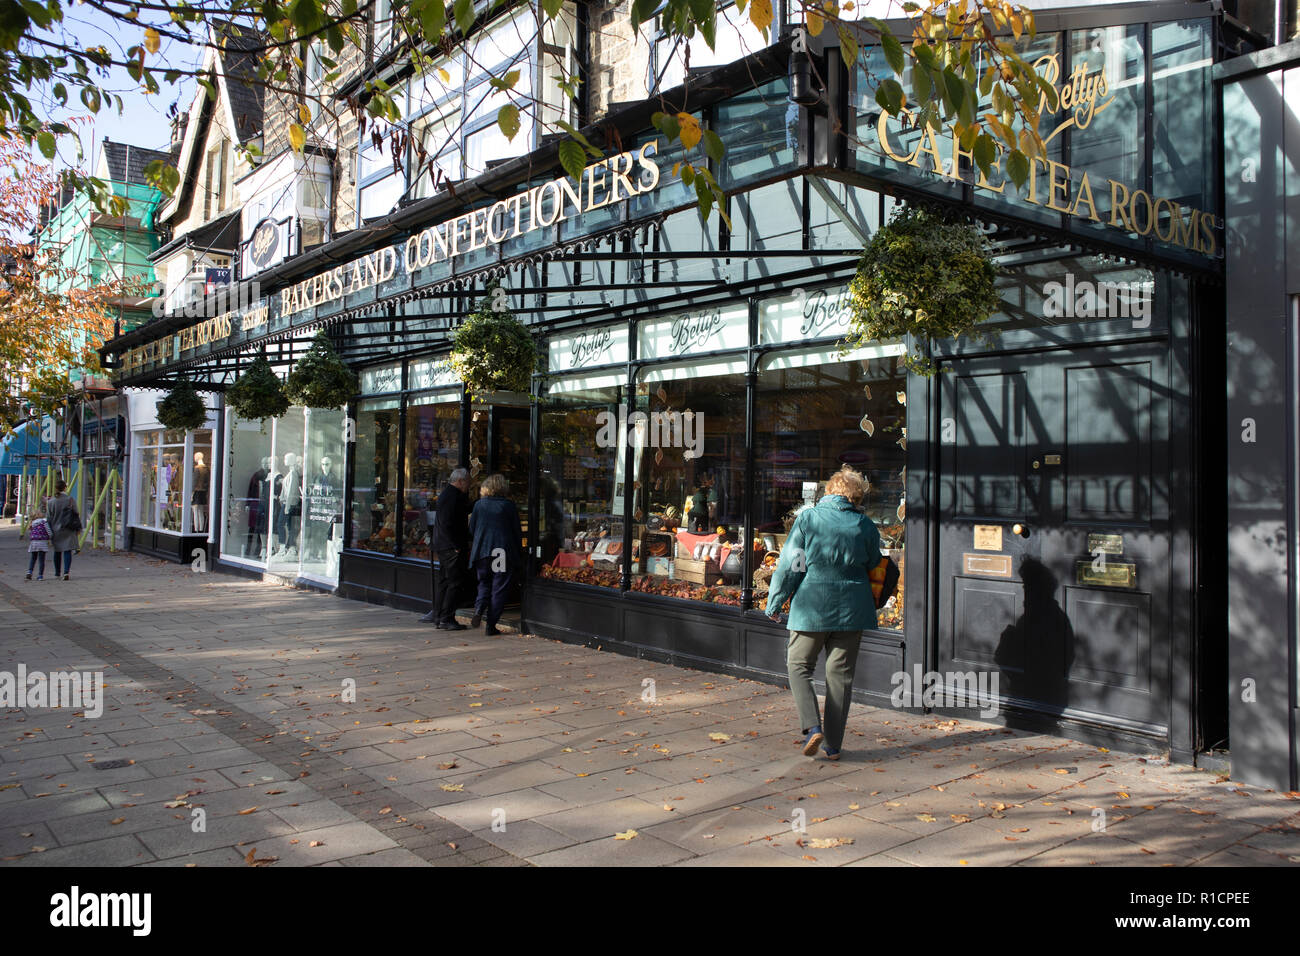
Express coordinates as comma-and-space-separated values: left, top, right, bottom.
806, 837, 854, 849
437, 67, 451, 84
677, 113, 702, 151
916, 813, 937, 823
288, 123, 306, 152
298, 104, 312, 125
613, 829, 638, 840
440, 783, 464, 792
237, 807, 258, 815
708, 732, 731, 742
144, 28, 161, 54
950, 814, 971, 823
749, 0, 773, 36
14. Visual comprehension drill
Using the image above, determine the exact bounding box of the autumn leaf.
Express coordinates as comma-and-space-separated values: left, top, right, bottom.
708, 732, 731, 742
288, 123, 306, 151
440, 784, 464, 792
950, 814, 971, 823
237, 807, 258, 815
110, 817, 125, 825
916, 813, 937, 823
437, 761, 458, 770
806, 837, 854, 849
613, 829, 638, 840
677, 113, 702, 151
143, 27, 160, 54
309, 841, 324, 847
378, 806, 393, 814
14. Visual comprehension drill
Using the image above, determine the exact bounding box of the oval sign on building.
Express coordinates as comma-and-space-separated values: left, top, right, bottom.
248, 218, 280, 271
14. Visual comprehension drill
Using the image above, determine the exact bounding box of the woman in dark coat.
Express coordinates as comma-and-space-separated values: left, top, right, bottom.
468, 473, 523, 635
45, 480, 81, 581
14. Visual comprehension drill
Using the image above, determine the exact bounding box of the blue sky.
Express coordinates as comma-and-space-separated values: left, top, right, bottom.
43, 5, 206, 174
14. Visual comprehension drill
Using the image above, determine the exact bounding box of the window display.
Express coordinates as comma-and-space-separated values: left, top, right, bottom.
351, 398, 399, 552
402, 395, 460, 559
222, 411, 274, 561
301, 407, 346, 578
627, 359, 749, 605
752, 343, 907, 629
131, 428, 212, 534
538, 375, 625, 589
268, 410, 306, 573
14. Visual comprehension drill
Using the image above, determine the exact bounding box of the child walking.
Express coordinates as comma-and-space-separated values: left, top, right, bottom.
26, 512, 50, 580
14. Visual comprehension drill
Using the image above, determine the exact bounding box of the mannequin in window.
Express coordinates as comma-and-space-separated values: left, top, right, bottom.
192, 452, 210, 533
246, 456, 271, 558
163, 452, 182, 530
276, 451, 302, 557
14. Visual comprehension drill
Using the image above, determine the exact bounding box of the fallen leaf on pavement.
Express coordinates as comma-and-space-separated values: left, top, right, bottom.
708, 733, 731, 742
437, 762, 458, 770
110, 818, 125, 825
309, 841, 324, 847
237, 807, 258, 815
613, 829, 638, 840
950, 814, 971, 823
806, 837, 854, 849
440, 784, 464, 792
245, 848, 277, 867
379, 806, 393, 814
916, 813, 937, 823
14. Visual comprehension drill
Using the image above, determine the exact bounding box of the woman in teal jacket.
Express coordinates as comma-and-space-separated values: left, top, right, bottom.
766, 465, 883, 760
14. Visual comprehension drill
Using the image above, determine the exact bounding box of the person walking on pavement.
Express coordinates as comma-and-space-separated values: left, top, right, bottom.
420, 467, 471, 630
468, 473, 522, 635
25, 510, 50, 580
765, 465, 882, 761
45, 480, 81, 581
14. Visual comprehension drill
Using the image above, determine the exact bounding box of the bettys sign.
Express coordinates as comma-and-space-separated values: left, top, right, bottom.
548, 323, 629, 371
759, 287, 851, 344
638, 303, 748, 360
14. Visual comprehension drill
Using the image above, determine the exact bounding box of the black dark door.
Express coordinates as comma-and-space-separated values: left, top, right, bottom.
936, 345, 1170, 731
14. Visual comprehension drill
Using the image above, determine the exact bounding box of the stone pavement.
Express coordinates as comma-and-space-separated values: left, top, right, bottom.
0, 526, 1297, 868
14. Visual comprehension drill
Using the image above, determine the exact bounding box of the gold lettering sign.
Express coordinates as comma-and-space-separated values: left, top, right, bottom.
875, 82, 1218, 256
280, 143, 664, 320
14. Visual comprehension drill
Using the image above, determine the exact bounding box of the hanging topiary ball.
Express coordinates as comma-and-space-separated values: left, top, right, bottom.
284, 329, 358, 409
155, 381, 208, 432
448, 282, 537, 400
845, 204, 1001, 375
225, 355, 290, 422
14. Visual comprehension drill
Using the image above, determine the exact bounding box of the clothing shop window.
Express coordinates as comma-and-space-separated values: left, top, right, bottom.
538, 373, 626, 590
402, 393, 460, 560
267, 410, 306, 574
752, 342, 907, 629
301, 407, 346, 578
222, 412, 274, 562
351, 398, 400, 553
628, 358, 748, 605
131, 428, 211, 534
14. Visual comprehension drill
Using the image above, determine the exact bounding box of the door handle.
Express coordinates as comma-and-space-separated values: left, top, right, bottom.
1011, 523, 1029, 537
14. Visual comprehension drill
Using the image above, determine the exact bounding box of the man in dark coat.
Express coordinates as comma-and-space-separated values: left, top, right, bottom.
420, 467, 471, 629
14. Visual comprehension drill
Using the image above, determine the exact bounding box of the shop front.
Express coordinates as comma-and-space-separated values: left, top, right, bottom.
102, 0, 1230, 762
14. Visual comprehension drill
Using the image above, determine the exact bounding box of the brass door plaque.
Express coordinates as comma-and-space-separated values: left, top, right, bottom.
963, 553, 1013, 578
1044, 454, 1062, 466
973, 525, 1003, 551
1087, 533, 1124, 554
1076, 560, 1136, 588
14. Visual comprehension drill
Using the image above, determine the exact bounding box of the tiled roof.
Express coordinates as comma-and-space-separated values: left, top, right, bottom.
102, 140, 172, 186
211, 19, 266, 144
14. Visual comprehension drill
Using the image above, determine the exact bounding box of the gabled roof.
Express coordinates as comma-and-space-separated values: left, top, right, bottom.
100, 139, 172, 186
157, 18, 268, 227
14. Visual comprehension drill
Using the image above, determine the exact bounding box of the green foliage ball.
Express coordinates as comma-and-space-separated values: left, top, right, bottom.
846, 205, 1000, 375
226, 356, 290, 423
155, 381, 208, 432
449, 285, 537, 398
284, 330, 358, 409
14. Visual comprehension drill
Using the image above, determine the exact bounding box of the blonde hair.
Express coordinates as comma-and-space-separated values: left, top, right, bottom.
824, 465, 867, 503
480, 473, 509, 497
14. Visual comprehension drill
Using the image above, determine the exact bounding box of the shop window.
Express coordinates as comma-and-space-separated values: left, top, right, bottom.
222, 412, 274, 562
753, 342, 907, 630
131, 427, 211, 534
628, 359, 748, 605
301, 407, 346, 578
402, 394, 460, 560
352, 398, 400, 552
538, 373, 626, 590
267, 410, 306, 573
